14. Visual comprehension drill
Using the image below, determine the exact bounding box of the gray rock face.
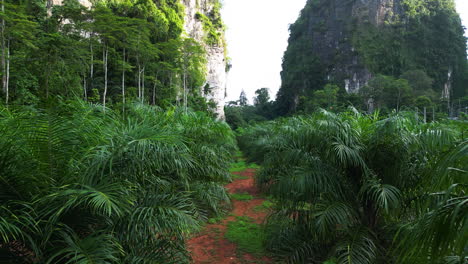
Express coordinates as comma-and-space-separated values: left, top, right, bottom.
183, 0, 228, 119
301, 0, 402, 92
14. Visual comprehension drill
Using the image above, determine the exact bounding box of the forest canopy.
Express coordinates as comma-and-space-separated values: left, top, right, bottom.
0, 0, 223, 115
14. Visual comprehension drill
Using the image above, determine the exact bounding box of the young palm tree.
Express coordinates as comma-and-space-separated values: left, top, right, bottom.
238, 109, 466, 264
0, 100, 236, 263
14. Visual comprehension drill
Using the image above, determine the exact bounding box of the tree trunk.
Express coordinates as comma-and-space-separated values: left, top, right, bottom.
423, 107, 427, 123
1, 0, 6, 100
183, 71, 187, 113
90, 41, 94, 93
46, 0, 54, 16
152, 71, 158, 106
4, 39, 9, 104
141, 67, 145, 103
83, 76, 87, 100
122, 48, 125, 106
137, 64, 141, 100
102, 45, 108, 111
396, 90, 401, 112
152, 81, 156, 105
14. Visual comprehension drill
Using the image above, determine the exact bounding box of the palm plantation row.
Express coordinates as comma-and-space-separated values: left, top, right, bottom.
1, 99, 466, 264
238, 110, 466, 264
0, 101, 236, 263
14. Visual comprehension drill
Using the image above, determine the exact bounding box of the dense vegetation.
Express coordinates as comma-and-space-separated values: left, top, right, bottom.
276, 0, 468, 116
238, 110, 467, 264
0, 101, 236, 263
225, 88, 276, 129
0, 1, 237, 262
0, 0, 224, 114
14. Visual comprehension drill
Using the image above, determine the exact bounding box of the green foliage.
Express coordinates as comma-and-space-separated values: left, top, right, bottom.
360, 75, 413, 112
225, 89, 277, 129
0, 0, 218, 115
0, 101, 236, 263
238, 110, 467, 263
400, 70, 435, 98
254, 88, 270, 106
299, 84, 340, 112
208, 216, 224, 224
230, 193, 254, 201
195, 11, 223, 46
229, 159, 259, 173
225, 216, 265, 255
253, 200, 274, 212
276, 0, 467, 115
194, 1, 224, 46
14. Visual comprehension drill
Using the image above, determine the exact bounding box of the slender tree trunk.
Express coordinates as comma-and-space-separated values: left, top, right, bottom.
46, 0, 54, 16
83, 76, 87, 100
5, 38, 9, 105
1, 0, 6, 101
102, 45, 108, 111
152, 71, 158, 106
396, 89, 401, 112
141, 67, 145, 103
90, 41, 94, 93
183, 71, 187, 113
45, 64, 50, 99
152, 81, 156, 105
122, 48, 125, 106
137, 64, 141, 100
423, 107, 427, 123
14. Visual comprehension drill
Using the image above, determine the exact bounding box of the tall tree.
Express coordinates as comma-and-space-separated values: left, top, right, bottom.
0, 2, 36, 104
239, 90, 248, 106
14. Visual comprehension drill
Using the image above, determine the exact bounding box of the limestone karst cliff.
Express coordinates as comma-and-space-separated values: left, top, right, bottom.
276, 0, 467, 114
183, 0, 228, 119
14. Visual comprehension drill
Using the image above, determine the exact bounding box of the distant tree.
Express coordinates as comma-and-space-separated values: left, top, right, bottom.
239, 90, 248, 106
254, 88, 270, 106
401, 70, 436, 99
253, 88, 276, 119
312, 84, 339, 109
226, 100, 238, 107
361, 75, 412, 112
1, 2, 37, 104
384, 78, 412, 112
414, 95, 433, 110
224, 105, 245, 129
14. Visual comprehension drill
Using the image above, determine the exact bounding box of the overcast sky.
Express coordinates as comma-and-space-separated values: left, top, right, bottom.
222, 0, 468, 103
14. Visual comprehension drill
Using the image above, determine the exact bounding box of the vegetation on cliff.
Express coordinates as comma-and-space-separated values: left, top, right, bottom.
276, 0, 467, 116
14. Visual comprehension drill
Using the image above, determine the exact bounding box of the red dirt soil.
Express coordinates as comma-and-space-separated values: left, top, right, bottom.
187, 169, 272, 264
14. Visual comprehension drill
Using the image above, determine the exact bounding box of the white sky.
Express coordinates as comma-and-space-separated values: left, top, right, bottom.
222, 0, 468, 103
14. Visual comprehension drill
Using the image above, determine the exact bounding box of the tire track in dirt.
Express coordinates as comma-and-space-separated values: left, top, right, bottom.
188, 168, 272, 264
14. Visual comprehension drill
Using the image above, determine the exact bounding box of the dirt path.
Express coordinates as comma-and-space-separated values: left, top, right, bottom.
188, 168, 272, 264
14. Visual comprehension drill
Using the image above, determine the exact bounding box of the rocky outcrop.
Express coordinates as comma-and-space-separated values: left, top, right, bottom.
183, 0, 228, 119
277, 0, 466, 113
298, 0, 402, 93
47, 0, 91, 12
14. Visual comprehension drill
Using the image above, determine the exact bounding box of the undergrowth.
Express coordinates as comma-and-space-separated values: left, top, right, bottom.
231, 193, 254, 201
225, 216, 265, 256
253, 200, 274, 212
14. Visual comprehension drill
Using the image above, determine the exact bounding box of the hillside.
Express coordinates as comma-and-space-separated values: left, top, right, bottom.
276, 0, 468, 115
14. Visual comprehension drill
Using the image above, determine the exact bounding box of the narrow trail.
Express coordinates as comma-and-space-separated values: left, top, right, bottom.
188, 168, 272, 264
